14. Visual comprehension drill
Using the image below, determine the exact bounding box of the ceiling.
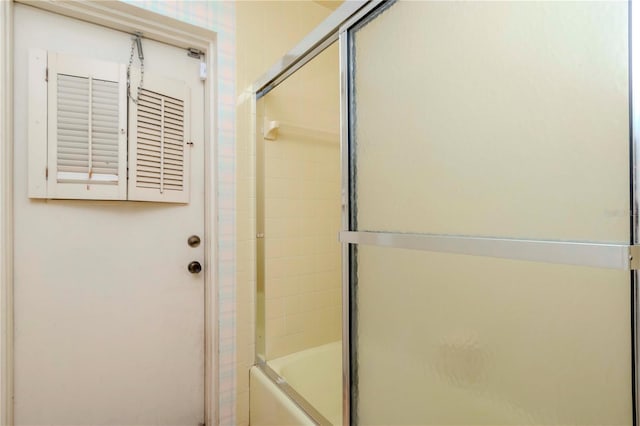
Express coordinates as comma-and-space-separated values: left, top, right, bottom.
311, 0, 344, 11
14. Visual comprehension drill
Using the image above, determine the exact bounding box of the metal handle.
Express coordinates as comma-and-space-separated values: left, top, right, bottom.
188, 235, 201, 247
188, 261, 202, 274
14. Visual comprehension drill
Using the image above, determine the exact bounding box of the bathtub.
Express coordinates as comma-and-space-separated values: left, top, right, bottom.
250, 341, 342, 425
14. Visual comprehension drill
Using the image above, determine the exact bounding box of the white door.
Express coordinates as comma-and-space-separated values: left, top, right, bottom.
13, 4, 206, 424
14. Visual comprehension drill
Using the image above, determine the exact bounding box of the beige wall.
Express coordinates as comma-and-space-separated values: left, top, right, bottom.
235, 2, 336, 425
261, 42, 341, 360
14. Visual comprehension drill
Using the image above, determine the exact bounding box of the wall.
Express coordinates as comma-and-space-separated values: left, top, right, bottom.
261, 43, 341, 360
235, 2, 336, 425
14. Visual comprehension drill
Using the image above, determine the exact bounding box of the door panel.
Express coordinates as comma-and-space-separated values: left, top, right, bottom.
13, 5, 205, 424
347, 1, 632, 424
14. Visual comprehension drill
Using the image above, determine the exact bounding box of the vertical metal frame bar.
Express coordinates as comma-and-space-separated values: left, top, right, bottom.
340, 4, 397, 424
339, 29, 351, 426
631, 0, 639, 423
254, 94, 266, 362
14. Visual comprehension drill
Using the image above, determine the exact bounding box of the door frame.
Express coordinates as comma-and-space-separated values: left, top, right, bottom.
0, 1, 219, 424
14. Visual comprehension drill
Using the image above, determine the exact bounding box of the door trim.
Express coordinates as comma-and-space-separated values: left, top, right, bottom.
0, 2, 219, 425
0, 1, 14, 424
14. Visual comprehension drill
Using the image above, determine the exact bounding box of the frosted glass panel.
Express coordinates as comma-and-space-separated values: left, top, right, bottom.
355, 245, 632, 425
352, 1, 629, 242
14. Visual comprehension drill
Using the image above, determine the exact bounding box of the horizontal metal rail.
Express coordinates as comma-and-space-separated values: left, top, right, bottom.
340, 231, 640, 270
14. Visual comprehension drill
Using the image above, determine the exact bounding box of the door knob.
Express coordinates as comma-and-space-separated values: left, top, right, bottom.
188, 261, 202, 274
188, 235, 201, 247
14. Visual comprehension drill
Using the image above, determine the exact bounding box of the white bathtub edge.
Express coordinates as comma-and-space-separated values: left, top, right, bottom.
249, 366, 316, 426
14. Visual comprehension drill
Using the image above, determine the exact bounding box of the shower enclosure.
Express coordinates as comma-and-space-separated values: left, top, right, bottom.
254, 0, 640, 424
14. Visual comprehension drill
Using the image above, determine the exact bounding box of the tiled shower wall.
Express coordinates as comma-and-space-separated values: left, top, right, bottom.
262, 43, 342, 360
123, 1, 237, 424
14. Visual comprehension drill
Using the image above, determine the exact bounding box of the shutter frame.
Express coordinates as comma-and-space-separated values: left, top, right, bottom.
128, 68, 191, 204
46, 52, 127, 200
28, 48, 48, 198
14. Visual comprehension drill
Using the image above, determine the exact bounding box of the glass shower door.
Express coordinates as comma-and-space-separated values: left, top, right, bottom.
343, 1, 633, 424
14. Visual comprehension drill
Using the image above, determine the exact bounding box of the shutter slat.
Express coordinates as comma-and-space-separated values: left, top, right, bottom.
163, 116, 183, 127
138, 104, 161, 115
138, 100, 161, 111
90, 156, 117, 162
137, 122, 161, 132
163, 123, 183, 134
139, 91, 162, 101
137, 159, 182, 171
137, 176, 161, 183
93, 166, 118, 172
138, 149, 161, 159
138, 128, 162, 139
138, 142, 162, 152
165, 109, 183, 118
93, 147, 119, 155
59, 110, 89, 121
92, 126, 118, 134
56, 138, 89, 147
92, 116, 118, 124
59, 103, 90, 113
58, 146, 89, 154
138, 166, 162, 175
163, 152, 183, 162
164, 140, 183, 148
93, 138, 120, 146
164, 98, 182, 109
164, 147, 183, 157
138, 134, 162, 143
138, 116, 162, 126
138, 110, 162, 121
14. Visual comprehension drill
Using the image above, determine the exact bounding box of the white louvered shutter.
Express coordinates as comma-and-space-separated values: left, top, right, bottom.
47, 52, 127, 200
128, 69, 191, 203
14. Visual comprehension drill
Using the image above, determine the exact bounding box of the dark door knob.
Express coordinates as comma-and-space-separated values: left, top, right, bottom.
188, 261, 202, 274
188, 235, 201, 247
